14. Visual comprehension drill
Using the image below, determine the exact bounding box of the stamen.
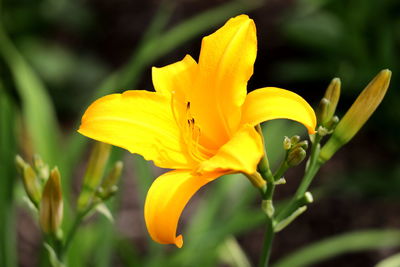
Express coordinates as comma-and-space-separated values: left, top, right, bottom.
170, 95, 214, 162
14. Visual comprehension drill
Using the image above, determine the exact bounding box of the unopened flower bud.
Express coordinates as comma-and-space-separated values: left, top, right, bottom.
320, 69, 391, 162
283, 136, 291, 150
39, 167, 63, 234
316, 98, 330, 125
293, 140, 309, 150
78, 142, 111, 211
322, 78, 341, 125
297, 191, 314, 206
16, 155, 42, 207
33, 154, 49, 182
325, 115, 339, 131
97, 161, 123, 199
317, 125, 329, 137
290, 135, 300, 145
287, 147, 306, 167
15, 155, 26, 173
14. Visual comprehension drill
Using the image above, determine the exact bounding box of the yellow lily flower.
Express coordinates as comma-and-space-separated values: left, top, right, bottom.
78, 14, 316, 248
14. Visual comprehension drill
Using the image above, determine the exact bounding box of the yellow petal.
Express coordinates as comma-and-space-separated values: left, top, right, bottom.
187, 15, 257, 148
241, 87, 317, 134
78, 90, 195, 169
197, 124, 263, 175
144, 170, 223, 247
152, 54, 197, 97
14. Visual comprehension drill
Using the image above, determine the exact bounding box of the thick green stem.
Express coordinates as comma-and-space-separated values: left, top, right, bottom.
62, 214, 83, 255
258, 163, 276, 267
258, 217, 275, 267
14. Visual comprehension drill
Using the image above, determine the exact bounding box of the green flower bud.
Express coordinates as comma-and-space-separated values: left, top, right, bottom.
97, 161, 123, 200
293, 140, 309, 150
290, 135, 300, 145
33, 154, 49, 182
16, 155, 42, 207
283, 136, 291, 150
39, 167, 63, 234
325, 115, 339, 131
287, 147, 306, 167
317, 125, 329, 137
316, 98, 330, 125
322, 78, 341, 125
320, 69, 391, 162
78, 142, 111, 211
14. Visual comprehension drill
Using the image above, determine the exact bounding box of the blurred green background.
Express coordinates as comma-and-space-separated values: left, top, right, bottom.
1, 0, 399, 266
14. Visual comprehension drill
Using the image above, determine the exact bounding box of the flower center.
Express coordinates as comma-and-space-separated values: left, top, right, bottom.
170, 92, 214, 162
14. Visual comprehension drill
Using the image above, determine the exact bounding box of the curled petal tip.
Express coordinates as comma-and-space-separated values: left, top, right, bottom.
308, 127, 317, 135
175, 235, 183, 248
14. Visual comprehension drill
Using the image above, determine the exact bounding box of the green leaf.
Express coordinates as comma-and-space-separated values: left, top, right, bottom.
0, 24, 60, 165
0, 84, 18, 267
273, 229, 400, 267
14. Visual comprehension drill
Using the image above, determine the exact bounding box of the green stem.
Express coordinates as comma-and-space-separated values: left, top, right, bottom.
273, 161, 289, 182
60, 203, 95, 261
294, 134, 322, 199
258, 162, 276, 267
62, 214, 83, 255
258, 217, 275, 267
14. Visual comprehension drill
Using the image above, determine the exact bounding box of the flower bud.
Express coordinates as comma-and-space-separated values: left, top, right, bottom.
320, 69, 391, 162
316, 98, 330, 125
97, 161, 123, 200
290, 135, 300, 145
33, 154, 49, 182
325, 115, 339, 131
16, 155, 42, 207
293, 140, 309, 150
317, 125, 329, 137
287, 147, 306, 167
39, 167, 63, 234
283, 136, 291, 150
322, 78, 341, 125
78, 142, 111, 211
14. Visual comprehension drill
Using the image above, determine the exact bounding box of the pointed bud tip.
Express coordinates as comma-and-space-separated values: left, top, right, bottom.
15, 155, 26, 169
283, 136, 292, 150
50, 167, 61, 181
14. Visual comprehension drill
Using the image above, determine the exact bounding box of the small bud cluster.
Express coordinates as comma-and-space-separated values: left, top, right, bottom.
16, 155, 63, 234
283, 135, 308, 167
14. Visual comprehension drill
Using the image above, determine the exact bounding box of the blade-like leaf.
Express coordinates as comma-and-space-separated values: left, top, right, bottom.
273, 229, 400, 267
